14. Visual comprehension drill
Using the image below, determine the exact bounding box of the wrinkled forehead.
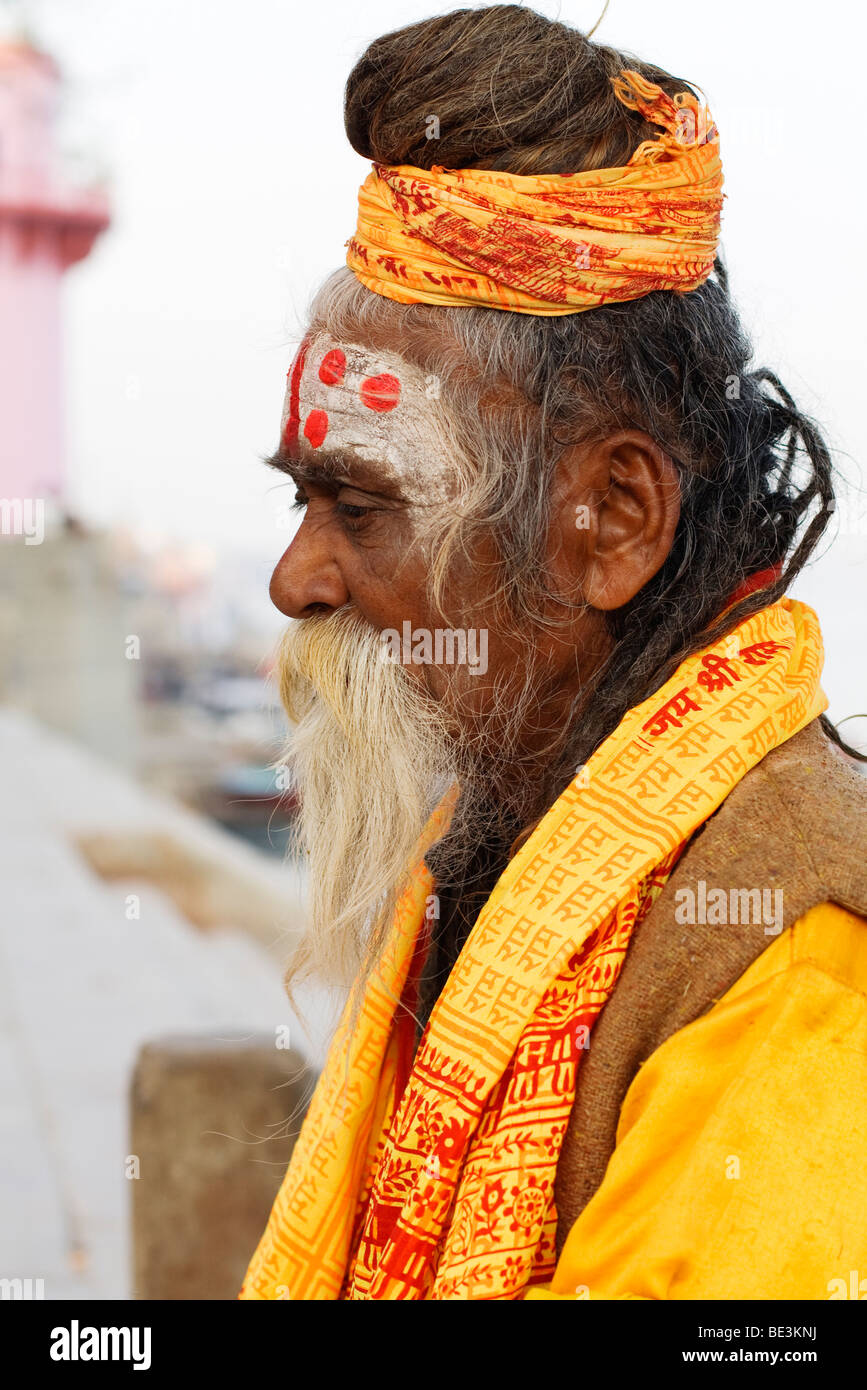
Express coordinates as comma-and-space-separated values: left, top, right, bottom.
280, 334, 450, 492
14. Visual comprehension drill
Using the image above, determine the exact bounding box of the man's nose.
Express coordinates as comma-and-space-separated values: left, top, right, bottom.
269, 518, 350, 619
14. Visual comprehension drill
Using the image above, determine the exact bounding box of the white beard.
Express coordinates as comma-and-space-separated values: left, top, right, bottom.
275, 607, 568, 1011
275, 608, 459, 994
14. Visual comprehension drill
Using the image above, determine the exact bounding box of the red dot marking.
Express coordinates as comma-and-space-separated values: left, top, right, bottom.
303, 409, 329, 449
281, 338, 309, 450
318, 348, 346, 386
360, 373, 400, 412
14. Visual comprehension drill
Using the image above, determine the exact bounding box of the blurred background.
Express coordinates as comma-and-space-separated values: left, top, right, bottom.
0, 0, 864, 1300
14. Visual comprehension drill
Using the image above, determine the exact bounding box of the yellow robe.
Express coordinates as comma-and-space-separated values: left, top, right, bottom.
527, 900, 867, 1300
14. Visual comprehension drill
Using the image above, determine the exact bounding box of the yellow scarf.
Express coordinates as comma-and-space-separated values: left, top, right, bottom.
346, 70, 723, 316
240, 598, 825, 1300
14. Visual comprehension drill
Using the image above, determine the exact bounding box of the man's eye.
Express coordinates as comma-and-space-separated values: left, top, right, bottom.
335, 501, 372, 520
291, 491, 308, 510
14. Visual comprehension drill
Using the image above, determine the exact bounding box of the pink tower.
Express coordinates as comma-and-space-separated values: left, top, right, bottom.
0, 36, 109, 500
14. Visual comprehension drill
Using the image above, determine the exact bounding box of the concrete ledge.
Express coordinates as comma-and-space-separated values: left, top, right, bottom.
76, 828, 302, 951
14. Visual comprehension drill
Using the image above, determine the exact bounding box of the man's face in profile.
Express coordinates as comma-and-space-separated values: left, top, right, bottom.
266, 331, 611, 736
267, 331, 489, 711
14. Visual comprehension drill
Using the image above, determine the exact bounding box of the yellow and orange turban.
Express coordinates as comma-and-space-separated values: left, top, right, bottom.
346, 70, 723, 316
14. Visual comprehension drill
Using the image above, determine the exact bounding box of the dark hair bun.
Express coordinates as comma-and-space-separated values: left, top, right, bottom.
344, 4, 692, 175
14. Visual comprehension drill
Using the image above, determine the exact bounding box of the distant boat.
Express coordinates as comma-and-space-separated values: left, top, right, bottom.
200, 761, 299, 857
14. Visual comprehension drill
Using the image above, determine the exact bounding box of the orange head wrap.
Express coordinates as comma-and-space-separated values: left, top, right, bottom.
346, 70, 723, 316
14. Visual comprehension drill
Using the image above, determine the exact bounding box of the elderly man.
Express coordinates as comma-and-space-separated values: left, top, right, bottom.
240, 7, 867, 1301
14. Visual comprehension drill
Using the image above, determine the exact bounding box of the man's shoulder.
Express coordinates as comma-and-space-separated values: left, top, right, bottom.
553, 717, 867, 1252
603, 717, 867, 1053
691, 715, 867, 922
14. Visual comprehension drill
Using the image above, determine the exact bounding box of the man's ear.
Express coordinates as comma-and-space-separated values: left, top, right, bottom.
559, 429, 681, 612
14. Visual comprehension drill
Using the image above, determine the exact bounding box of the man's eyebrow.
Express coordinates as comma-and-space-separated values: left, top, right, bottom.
262, 448, 401, 496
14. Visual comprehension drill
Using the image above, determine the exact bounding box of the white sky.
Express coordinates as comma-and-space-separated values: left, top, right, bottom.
21, 0, 867, 726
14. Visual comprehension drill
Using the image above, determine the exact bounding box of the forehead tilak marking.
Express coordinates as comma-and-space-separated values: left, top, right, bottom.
282, 339, 403, 452
281, 336, 453, 501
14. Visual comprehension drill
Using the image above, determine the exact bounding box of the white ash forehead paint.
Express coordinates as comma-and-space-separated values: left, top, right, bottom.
280, 335, 454, 503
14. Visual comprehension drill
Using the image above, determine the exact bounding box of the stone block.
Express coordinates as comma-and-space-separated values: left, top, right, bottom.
130, 1034, 312, 1299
